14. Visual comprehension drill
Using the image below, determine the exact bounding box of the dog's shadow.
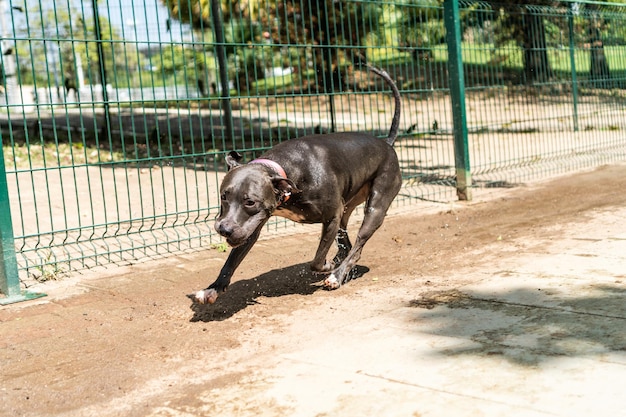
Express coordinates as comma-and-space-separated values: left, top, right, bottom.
188, 263, 369, 322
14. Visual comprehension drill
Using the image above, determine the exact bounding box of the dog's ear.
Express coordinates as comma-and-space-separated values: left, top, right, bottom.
272, 176, 301, 197
225, 151, 243, 170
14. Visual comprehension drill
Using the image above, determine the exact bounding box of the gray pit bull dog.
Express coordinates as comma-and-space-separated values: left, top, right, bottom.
194, 64, 402, 304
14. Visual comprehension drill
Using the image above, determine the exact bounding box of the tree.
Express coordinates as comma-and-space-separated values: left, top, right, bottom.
162, 0, 268, 93
14, 0, 137, 89
586, 4, 611, 87
486, 1, 555, 84
162, 0, 383, 93
485, 1, 622, 87
268, 0, 382, 92
395, 0, 444, 63
163, 0, 258, 28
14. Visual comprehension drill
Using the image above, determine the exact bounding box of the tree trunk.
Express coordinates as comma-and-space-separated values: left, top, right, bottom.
522, 11, 551, 84
589, 18, 611, 88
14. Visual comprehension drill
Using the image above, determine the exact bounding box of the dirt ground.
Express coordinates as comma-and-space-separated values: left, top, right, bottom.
1, 164, 626, 417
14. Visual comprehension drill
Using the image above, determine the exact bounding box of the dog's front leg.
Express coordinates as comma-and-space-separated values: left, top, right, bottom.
310, 217, 341, 274
193, 227, 263, 304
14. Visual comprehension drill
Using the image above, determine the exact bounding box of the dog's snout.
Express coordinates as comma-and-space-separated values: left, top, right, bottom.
217, 223, 234, 237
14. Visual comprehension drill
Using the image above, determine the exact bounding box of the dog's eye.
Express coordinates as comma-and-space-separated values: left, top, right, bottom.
244, 199, 256, 207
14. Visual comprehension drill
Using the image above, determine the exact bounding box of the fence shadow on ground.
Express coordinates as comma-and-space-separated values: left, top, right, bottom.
408, 284, 626, 366
188, 263, 370, 322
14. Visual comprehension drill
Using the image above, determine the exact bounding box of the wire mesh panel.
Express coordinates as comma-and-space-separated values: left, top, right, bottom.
1, 0, 625, 286
0, 0, 454, 283
459, 1, 626, 186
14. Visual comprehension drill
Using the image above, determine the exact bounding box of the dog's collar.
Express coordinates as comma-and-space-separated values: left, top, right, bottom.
249, 159, 287, 178
249, 158, 291, 205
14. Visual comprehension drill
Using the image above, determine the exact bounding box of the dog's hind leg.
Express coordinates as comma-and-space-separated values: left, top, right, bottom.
324, 174, 401, 289
332, 184, 370, 266
333, 228, 352, 266
332, 198, 361, 265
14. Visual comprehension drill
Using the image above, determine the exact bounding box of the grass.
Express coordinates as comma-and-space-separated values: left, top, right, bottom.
33, 251, 65, 282
459, 42, 626, 74
252, 73, 295, 93
3, 143, 124, 170
210, 242, 229, 253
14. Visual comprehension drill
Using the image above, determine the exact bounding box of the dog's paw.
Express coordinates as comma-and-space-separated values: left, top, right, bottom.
323, 273, 341, 290
194, 289, 218, 304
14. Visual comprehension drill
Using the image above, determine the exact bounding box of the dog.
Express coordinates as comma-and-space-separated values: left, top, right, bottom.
194, 64, 402, 304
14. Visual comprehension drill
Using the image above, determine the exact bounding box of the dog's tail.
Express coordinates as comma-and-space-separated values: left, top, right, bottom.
366, 64, 401, 146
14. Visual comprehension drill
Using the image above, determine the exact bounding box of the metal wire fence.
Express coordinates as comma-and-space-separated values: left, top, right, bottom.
1, 0, 626, 298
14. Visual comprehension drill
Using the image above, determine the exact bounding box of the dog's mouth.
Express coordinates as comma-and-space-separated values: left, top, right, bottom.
225, 237, 242, 247
223, 234, 252, 248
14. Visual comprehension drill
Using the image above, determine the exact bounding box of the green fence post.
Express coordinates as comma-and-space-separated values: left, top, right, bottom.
210, 0, 235, 147
0, 145, 45, 305
444, 0, 472, 201
92, 0, 113, 141
568, 5, 579, 132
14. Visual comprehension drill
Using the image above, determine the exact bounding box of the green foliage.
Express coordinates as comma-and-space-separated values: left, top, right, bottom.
14, 0, 626, 92
223, 18, 272, 92
211, 242, 229, 253
158, 45, 208, 74
14, 1, 138, 87
163, 0, 211, 28
394, 0, 445, 49
163, 0, 385, 91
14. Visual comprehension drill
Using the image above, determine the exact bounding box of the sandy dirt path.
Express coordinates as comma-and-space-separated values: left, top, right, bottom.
1, 164, 625, 417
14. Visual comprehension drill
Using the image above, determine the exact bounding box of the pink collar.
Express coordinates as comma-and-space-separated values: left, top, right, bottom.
249, 159, 291, 205
249, 158, 288, 178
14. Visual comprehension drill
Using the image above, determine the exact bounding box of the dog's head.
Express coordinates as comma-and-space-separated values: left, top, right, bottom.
214, 151, 299, 247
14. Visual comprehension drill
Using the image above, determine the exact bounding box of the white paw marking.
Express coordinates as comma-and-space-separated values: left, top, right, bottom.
195, 289, 218, 304
324, 273, 340, 290
194, 290, 207, 304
